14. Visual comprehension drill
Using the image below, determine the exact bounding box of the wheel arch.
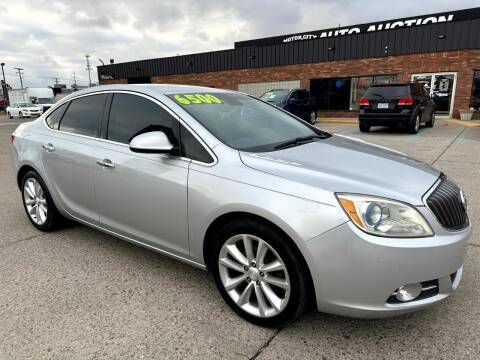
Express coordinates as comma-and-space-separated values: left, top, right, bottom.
17, 164, 40, 189
202, 211, 317, 306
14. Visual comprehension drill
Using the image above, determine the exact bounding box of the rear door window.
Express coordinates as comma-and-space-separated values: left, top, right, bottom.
59, 94, 108, 137
364, 86, 409, 99
107, 93, 179, 145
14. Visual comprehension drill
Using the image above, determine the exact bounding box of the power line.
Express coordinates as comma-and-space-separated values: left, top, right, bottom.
3, 73, 90, 83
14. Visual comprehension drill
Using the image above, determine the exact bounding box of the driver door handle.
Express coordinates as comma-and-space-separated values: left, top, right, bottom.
42, 143, 55, 152
96, 159, 115, 168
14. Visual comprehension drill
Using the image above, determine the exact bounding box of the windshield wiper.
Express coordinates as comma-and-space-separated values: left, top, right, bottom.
274, 135, 326, 150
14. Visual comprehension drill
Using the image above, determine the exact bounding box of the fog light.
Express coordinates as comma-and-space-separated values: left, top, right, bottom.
395, 283, 422, 302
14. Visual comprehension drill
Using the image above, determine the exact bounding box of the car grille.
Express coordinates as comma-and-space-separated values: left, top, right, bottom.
426, 176, 468, 230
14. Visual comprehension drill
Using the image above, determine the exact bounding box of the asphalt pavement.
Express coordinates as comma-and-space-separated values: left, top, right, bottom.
0, 115, 479, 359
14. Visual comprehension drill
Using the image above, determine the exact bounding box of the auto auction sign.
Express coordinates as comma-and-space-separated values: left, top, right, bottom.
281, 14, 454, 43
234, 8, 480, 48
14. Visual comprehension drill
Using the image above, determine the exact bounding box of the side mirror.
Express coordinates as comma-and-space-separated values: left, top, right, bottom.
129, 131, 174, 153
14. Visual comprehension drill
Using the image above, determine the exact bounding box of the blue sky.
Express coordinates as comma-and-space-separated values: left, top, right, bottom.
0, 0, 478, 88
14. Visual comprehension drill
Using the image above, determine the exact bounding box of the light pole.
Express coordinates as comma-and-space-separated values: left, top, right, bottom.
0, 63, 8, 105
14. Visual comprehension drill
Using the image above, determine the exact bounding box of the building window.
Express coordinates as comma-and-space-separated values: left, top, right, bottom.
311, 75, 396, 111
471, 71, 480, 110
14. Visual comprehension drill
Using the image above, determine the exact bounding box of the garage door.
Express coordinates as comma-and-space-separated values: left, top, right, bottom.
238, 80, 300, 98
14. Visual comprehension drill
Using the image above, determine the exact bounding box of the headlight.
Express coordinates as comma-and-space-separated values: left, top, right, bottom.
337, 194, 434, 238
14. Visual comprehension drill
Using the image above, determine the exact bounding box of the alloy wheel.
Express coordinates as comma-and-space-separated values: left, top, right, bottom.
23, 178, 48, 225
310, 111, 316, 124
218, 234, 291, 318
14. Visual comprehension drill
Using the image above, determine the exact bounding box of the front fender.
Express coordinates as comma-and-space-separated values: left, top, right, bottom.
187, 168, 346, 266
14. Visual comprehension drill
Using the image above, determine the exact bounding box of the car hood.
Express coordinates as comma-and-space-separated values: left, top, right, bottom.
239, 134, 440, 206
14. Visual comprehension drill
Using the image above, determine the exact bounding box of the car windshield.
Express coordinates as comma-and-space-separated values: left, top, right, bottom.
364, 86, 409, 99
259, 90, 290, 103
18, 103, 32, 108
168, 92, 329, 152
36, 98, 53, 104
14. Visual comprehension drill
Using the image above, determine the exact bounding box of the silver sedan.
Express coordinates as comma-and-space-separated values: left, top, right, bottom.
10, 84, 471, 326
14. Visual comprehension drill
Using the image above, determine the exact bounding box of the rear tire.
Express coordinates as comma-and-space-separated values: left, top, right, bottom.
211, 219, 310, 327
408, 113, 421, 134
21, 171, 66, 231
19, 112, 23, 119
8, 112, 12, 119
425, 111, 435, 128
359, 122, 370, 132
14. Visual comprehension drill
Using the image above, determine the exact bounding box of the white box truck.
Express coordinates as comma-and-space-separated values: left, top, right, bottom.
8, 88, 55, 113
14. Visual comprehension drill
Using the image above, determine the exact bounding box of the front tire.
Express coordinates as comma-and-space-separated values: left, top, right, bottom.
19, 112, 23, 118
309, 110, 317, 124
8, 112, 12, 119
212, 219, 310, 327
21, 171, 64, 231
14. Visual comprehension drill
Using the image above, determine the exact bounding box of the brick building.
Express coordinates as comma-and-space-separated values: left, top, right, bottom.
98, 7, 480, 119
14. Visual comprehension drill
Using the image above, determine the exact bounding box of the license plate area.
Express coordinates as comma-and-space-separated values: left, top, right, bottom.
377, 103, 389, 109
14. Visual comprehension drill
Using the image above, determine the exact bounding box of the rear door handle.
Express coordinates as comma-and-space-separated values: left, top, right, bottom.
96, 159, 115, 168
42, 143, 55, 152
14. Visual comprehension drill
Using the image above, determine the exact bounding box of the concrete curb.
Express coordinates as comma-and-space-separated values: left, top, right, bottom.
448, 119, 480, 127
316, 118, 480, 127
317, 118, 358, 124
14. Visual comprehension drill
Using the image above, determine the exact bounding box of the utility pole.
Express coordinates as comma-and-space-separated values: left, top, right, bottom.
85, 54, 92, 87
71, 72, 77, 88
14, 67, 24, 89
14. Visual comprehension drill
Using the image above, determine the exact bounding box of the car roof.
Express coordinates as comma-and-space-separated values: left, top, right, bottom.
68, 84, 232, 97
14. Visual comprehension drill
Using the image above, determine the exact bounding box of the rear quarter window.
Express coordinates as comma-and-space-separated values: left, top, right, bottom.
45, 103, 68, 130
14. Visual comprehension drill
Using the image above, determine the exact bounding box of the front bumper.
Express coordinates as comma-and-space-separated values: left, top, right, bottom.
305, 212, 471, 318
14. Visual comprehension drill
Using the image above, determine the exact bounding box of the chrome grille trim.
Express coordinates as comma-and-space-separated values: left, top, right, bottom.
426, 177, 468, 230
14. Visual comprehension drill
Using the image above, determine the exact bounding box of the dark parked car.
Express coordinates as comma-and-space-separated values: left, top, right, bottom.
359, 83, 436, 134
260, 89, 317, 124
471, 95, 480, 110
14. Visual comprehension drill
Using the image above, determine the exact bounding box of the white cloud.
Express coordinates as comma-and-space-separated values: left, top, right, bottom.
0, 0, 477, 88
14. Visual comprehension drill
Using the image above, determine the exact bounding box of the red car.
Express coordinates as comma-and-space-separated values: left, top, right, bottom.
0, 98, 8, 111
